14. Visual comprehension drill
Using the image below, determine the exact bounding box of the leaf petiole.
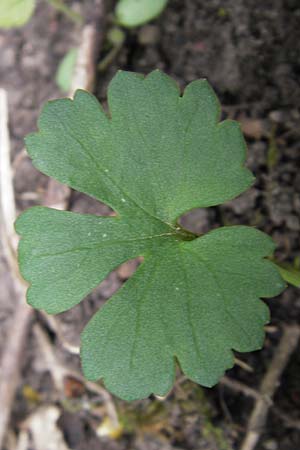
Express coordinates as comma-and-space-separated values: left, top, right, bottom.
46, 0, 83, 25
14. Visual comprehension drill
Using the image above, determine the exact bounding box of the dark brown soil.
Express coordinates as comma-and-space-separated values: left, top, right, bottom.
0, 1, 299, 449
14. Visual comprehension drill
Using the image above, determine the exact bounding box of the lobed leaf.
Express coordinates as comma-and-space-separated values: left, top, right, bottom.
16, 70, 285, 400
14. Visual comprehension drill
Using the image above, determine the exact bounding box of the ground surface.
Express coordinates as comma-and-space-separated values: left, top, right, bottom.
0, 1, 299, 449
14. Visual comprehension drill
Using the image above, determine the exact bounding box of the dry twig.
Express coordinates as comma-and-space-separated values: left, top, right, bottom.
34, 323, 120, 430
0, 89, 32, 450
220, 376, 261, 401
240, 325, 300, 450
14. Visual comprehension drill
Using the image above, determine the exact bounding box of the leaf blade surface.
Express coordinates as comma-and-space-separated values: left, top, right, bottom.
0, 0, 35, 28
81, 226, 284, 400
16, 70, 285, 400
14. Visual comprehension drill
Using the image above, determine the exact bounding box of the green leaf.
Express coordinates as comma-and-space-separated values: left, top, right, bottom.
56, 48, 78, 93
274, 262, 300, 288
115, 0, 168, 28
0, 0, 35, 28
16, 70, 285, 400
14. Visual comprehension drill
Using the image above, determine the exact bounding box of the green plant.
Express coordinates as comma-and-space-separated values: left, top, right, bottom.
274, 260, 300, 288
0, 0, 35, 28
16, 70, 286, 401
0, 0, 82, 29
115, 0, 168, 28
56, 48, 78, 93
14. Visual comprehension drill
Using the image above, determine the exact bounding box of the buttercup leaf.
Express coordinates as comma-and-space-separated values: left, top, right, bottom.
16, 70, 285, 400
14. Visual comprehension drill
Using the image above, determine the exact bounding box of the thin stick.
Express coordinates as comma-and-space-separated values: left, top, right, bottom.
220, 376, 260, 401
0, 89, 17, 262
234, 357, 254, 373
70, 25, 100, 94
240, 325, 300, 450
0, 89, 33, 450
34, 324, 120, 429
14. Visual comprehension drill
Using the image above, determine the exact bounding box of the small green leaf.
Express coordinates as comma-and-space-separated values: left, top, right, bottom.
56, 48, 78, 93
16, 70, 285, 400
107, 27, 126, 46
115, 0, 168, 28
0, 0, 35, 28
274, 262, 300, 288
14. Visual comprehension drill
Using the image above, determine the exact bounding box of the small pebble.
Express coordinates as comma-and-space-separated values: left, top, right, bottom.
269, 110, 285, 123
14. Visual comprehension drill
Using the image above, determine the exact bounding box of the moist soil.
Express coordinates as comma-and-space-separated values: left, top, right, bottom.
0, 1, 299, 449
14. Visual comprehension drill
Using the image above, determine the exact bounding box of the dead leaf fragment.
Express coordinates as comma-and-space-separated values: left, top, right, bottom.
23, 406, 71, 450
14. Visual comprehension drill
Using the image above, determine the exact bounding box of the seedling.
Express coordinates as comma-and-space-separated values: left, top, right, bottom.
115, 0, 168, 28
56, 48, 78, 93
0, 0, 35, 28
16, 70, 286, 400
0, 0, 82, 29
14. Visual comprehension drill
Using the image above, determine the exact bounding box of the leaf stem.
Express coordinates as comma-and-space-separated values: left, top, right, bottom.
175, 224, 198, 241
46, 0, 84, 25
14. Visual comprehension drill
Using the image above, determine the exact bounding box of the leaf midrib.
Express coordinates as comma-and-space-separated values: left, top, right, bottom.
52, 109, 177, 233
29, 231, 179, 258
